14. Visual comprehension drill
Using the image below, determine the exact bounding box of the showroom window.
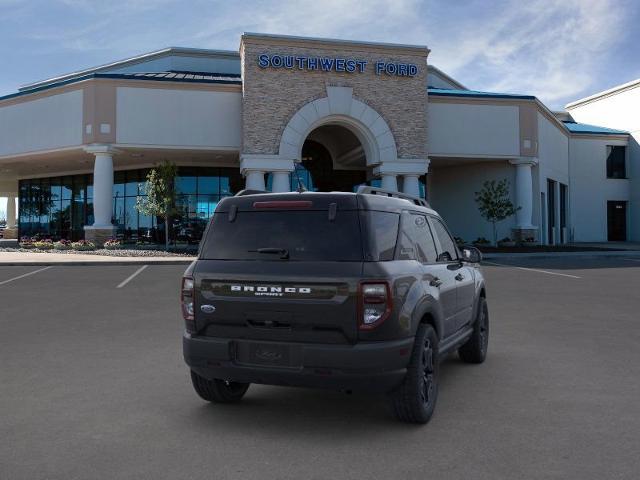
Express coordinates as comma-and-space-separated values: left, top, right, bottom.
18, 167, 243, 244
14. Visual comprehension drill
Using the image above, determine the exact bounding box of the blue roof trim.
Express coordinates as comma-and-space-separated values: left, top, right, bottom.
428, 87, 536, 100
562, 121, 628, 135
0, 72, 242, 102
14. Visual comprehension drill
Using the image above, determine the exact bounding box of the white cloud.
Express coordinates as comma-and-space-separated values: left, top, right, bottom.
424, 0, 631, 107
185, 0, 633, 107
4, 0, 635, 109
189, 0, 427, 47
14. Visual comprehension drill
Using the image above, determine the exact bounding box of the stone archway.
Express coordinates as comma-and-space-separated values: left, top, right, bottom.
240, 86, 428, 195
278, 86, 398, 166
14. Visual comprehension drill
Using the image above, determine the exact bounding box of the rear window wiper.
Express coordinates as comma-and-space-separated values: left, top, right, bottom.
248, 247, 290, 259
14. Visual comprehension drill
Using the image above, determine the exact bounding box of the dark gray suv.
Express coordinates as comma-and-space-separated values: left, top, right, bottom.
182, 187, 488, 423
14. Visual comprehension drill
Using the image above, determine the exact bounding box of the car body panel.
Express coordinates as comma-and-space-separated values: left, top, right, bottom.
182, 190, 486, 392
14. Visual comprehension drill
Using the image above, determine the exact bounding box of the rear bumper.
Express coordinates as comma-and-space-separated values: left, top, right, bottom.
183, 334, 413, 393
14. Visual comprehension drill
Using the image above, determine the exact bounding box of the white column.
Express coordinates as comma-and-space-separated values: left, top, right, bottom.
6, 195, 16, 229
245, 170, 266, 191
555, 181, 562, 244
380, 174, 398, 192
92, 152, 115, 227
271, 171, 290, 192
240, 155, 294, 193
402, 174, 421, 198
509, 158, 537, 229
374, 159, 429, 197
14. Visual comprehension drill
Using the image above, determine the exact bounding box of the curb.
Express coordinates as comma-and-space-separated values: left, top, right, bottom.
0, 259, 195, 266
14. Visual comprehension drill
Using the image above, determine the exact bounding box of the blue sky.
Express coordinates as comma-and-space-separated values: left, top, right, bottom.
1, 0, 639, 218
1, 0, 639, 109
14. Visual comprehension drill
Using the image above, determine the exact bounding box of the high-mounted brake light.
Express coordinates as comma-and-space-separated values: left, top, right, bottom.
358, 281, 392, 330
253, 201, 313, 209
181, 276, 195, 332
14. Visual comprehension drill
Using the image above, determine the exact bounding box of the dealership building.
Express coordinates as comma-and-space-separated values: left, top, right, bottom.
0, 33, 637, 245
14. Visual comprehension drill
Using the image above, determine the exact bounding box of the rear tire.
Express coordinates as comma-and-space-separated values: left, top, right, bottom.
190, 370, 250, 403
458, 297, 489, 364
388, 324, 439, 424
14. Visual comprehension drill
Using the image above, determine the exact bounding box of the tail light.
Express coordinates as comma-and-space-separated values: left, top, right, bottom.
358, 282, 392, 330
181, 276, 196, 332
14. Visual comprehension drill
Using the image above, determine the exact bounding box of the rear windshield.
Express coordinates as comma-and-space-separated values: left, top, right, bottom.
201, 210, 364, 261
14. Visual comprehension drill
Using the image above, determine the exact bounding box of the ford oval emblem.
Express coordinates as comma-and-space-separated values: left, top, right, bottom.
200, 304, 216, 314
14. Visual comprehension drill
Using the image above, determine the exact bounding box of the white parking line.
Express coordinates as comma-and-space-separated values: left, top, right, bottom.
0, 266, 53, 286
483, 261, 581, 279
116, 265, 148, 289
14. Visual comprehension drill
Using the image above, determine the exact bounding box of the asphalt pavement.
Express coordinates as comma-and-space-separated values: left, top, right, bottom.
1, 257, 639, 479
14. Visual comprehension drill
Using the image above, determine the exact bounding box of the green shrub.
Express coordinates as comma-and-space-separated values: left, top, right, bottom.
54, 240, 72, 250
71, 240, 96, 251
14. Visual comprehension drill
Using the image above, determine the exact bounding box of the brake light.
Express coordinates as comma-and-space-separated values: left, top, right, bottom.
358, 282, 392, 330
253, 201, 313, 209
181, 276, 195, 332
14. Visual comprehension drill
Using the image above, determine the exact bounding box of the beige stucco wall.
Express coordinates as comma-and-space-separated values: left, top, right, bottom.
116, 86, 242, 148
240, 35, 429, 160
0, 89, 83, 157
427, 102, 520, 157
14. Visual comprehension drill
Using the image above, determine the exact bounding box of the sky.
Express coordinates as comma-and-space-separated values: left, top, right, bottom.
1, 0, 639, 217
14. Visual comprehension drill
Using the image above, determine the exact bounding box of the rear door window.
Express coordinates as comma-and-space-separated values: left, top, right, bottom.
397, 212, 438, 263
363, 211, 399, 261
201, 210, 363, 261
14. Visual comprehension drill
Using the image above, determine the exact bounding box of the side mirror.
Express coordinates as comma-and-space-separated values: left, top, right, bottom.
461, 246, 482, 263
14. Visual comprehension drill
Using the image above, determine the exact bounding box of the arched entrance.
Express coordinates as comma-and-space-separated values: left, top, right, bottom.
296, 124, 368, 192
247, 86, 427, 196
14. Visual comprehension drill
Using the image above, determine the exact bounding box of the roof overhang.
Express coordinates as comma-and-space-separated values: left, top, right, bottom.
1, 72, 241, 105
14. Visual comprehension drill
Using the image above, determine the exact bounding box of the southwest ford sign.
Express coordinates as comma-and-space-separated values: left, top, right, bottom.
257, 54, 418, 77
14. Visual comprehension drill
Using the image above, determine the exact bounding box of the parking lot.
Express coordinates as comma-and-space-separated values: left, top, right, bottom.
1, 256, 640, 479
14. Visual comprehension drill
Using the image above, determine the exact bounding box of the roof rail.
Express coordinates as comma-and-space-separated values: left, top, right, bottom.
356, 185, 430, 208
234, 189, 268, 196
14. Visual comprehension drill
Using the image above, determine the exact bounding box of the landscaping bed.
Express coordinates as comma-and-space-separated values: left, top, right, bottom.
2, 237, 197, 257
0, 247, 195, 257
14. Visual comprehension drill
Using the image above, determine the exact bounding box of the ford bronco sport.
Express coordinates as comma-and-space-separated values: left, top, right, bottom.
182, 187, 488, 423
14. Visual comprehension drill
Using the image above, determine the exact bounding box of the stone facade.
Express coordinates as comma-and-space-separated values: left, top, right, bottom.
2, 228, 18, 239
84, 226, 116, 247
240, 34, 429, 161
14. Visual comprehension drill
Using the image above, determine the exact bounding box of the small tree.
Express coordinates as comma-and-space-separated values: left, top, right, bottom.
136, 161, 178, 251
474, 179, 520, 246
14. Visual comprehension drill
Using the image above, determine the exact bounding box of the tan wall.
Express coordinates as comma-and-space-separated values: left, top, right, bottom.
240, 36, 429, 159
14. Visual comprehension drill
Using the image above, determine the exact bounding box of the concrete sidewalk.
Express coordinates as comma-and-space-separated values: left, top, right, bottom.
483, 249, 640, 260
0, 251, 195, 266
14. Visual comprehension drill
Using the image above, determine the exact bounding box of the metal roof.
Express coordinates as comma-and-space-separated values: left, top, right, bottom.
111, 71, 241, 82
0, 71, 242, 103
19, 47, 240, 92
428, 87, 535, 100
562, 121, 628, 135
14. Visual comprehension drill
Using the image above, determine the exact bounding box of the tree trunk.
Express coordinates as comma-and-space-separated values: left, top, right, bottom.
164, 215, 170, 251
492, 221, 497, 246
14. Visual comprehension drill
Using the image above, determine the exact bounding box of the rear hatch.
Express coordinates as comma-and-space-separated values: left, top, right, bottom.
193, 193, 364, 344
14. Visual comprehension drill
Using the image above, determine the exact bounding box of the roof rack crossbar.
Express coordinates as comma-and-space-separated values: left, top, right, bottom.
356, 186, 430, 208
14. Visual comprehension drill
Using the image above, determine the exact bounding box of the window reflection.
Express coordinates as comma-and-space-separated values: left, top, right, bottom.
18, 167, 242, 244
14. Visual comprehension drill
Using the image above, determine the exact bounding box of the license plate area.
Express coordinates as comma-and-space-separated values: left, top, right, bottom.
234, 341, 301, 368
